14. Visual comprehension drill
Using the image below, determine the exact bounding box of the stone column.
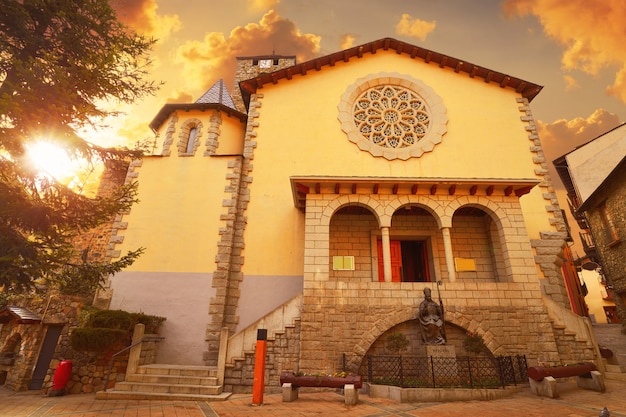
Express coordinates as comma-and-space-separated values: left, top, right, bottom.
441, 227, 456, 282
381, 226, 392, 282
127, 323, 145, 375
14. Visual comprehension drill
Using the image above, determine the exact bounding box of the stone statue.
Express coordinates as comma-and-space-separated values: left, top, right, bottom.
418, 287, 446, 345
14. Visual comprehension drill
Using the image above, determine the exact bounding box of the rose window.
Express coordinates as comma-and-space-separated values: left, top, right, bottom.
354, 85, 430, 149
338, 73, 447, 161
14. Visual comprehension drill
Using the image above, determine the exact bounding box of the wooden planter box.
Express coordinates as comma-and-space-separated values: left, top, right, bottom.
527, 362, 596, 381
279, 372, 363, 389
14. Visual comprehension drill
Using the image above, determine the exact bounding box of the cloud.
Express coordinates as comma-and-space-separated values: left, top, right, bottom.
110, 0, 182, 41
563, 75, 579, 92
340, 34, 357, 50
167, 90, 195, 104
536, 108, 620, 254
247, 0, 280, 13
537, 108, 621, 170
395, 14, 436, 41
172, 10, 321, 102
503, 0, 626, 104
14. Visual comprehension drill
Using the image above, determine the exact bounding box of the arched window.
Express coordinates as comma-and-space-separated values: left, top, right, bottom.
186, 127, 197, 153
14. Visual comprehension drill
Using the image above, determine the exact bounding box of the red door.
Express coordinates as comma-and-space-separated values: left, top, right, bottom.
377, 240, 402, 282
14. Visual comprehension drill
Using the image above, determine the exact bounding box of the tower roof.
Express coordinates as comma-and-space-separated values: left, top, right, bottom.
195, 79, 237, 110
149, 79, 246, 131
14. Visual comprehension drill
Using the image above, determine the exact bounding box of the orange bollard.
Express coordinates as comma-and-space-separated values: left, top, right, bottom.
252, 329, 267, 405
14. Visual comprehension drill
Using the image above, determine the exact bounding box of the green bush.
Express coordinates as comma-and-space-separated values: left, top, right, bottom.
71, 308, 166, 352
87, 309, 134, 331
130, 312, 166, 334
70, 328, 128, 352
0, 292, 10, 309
386, 333, 409, 355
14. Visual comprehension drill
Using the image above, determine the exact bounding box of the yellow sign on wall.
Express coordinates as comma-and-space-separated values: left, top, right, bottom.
455, 258, 476, 272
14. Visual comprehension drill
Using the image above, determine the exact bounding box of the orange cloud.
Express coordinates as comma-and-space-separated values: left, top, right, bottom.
537, 109, 621, 172
172, 10, 321, 102
248, 0, 280, 13
395, 14, 436, 41
340, 34, 357, 50
503, 0, 626, 104
563, 75, 579, 92
110, 0, 181, 40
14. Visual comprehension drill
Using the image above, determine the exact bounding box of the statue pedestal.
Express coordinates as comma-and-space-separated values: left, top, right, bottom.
424, 345, 456, 358
423, 345, 457, 382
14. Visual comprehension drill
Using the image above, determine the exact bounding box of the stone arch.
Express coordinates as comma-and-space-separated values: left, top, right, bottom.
447, 196, 526, 282
444, 196, 511, 229
347, 308, 417, 370
444, 313, 503, 356
177, 118, 204, 155
1, 333, 21, 353
321, 195, 384, 228
1, 332, 22, 362
385, 195, 446, 229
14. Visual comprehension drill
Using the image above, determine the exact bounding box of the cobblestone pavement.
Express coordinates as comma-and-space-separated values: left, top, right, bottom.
1, 324, 624, 417
1, 378, 625, 417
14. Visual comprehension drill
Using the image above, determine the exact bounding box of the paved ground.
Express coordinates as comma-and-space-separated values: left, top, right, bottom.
0, 323, 624, 417
1, 378, 625, 417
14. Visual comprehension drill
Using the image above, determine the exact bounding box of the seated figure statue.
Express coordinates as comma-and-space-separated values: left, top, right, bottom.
418, 287, 446, 345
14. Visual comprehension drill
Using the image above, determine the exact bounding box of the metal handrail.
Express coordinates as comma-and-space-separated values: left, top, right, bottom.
102, 335, 164, 392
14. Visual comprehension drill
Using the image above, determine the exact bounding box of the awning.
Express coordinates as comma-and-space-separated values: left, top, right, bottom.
0, 306, 42, 324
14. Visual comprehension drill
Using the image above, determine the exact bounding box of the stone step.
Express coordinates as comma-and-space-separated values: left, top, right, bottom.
95, 363, 227, 402
605, 363, 626, 373
113, 381, 223, 395
95, 390, 231, 401
125, 373, 218, 386
136, 364, 217, 377
604, 371, 626, 382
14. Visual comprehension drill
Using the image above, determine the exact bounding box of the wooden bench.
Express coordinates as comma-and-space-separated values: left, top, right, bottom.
279, 372, 362, 405
527, 362, 605, 398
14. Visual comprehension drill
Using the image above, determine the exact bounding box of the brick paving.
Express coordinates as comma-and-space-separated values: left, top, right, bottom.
2, 379, 626, 417
1, 324, 623, 417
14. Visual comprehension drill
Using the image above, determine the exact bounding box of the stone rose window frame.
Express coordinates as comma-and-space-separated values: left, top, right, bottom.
338, 72, 448, 161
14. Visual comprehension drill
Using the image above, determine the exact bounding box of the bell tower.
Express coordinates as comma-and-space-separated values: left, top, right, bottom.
231, 54, 296, 112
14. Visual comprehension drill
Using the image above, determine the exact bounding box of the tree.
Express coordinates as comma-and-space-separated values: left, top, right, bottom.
0, 0, 158, 293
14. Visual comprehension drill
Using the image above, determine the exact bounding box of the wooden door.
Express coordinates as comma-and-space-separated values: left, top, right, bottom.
377, 240, 402, 282
29, 325, 63, 390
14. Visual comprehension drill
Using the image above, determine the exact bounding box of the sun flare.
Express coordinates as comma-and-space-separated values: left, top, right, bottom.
26, 141, 81, 183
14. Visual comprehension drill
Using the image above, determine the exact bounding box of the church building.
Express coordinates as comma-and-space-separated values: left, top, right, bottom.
99, 38, 599, 393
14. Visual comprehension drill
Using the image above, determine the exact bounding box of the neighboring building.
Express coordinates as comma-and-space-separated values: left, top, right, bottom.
554, 124, 626, 332
581, 268, 615, 324
99, 38, 599, 391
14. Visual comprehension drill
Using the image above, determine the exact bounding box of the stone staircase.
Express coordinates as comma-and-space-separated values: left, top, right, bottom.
603, 362, 626, 382
95, 364, 231, 401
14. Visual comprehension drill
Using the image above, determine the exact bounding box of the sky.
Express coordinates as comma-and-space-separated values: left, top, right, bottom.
99, 0, 625, 253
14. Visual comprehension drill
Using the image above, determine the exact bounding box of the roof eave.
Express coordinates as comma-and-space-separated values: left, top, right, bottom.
149, 103, 247, 132
290, 176, 540, 209
240, 37, 543, 109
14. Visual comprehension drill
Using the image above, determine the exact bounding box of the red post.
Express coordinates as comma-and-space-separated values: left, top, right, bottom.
252, 329, 267, 406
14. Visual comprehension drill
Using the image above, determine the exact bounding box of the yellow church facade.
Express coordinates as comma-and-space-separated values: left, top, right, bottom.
103, 38, 599, 389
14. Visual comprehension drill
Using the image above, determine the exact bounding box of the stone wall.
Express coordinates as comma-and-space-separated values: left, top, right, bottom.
0, 294, 161, 394
231, 56, 296, 112
584, 162, 626, 330
223, 320, 301, 394
0, 295, 85, 391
